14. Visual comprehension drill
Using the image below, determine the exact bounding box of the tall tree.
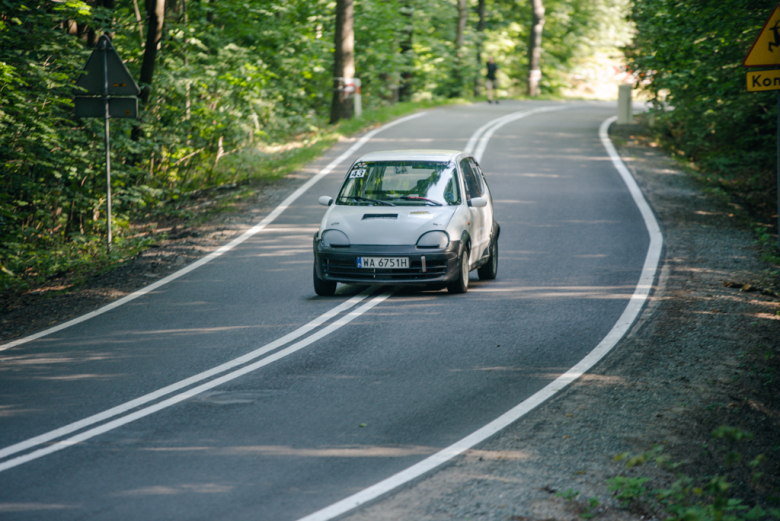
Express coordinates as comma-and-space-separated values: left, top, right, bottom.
398, 1, 414, 102
527, 0, 544, 96
330, 0, 355, 123
131, 0, 165, 145
139, 0, 165, 105
474, 0, 485, 96
452, 0, 467, 97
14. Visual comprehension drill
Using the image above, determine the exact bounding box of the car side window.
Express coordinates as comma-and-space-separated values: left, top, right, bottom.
460, 158, 483, 199
469, 158, 488, 192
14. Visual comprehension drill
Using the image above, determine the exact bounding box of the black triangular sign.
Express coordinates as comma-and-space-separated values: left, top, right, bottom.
75, 35, 140, 96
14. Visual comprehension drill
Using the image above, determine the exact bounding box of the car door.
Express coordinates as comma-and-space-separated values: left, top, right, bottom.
470, 157, 494, 258
459, 157, 487, 266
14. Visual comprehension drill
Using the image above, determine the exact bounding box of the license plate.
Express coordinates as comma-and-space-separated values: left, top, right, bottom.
357, 257, 409, 269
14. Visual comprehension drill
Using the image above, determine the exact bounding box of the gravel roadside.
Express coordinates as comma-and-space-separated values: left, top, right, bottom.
338, 122, 780, 521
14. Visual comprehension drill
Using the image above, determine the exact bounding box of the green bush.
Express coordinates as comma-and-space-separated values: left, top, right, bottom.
628, 0, 779, 220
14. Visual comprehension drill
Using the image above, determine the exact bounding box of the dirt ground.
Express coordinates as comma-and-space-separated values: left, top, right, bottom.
1, 121, 778, 519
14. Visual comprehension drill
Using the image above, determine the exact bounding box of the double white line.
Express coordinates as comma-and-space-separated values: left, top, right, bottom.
465, 104, 571, 162
0, 287, 395, 472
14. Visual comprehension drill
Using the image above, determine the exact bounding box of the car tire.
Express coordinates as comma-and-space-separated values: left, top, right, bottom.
447, 247, 470, 294
477, 238, 498, 280
313, 264, 337, 296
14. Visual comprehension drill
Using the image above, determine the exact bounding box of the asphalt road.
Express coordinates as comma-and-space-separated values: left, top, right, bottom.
0, 101, 649, 520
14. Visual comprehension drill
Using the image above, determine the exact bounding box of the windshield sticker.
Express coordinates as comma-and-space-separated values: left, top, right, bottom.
349, 168, 366, 178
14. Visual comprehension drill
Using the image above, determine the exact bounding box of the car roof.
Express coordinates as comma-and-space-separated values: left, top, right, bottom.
355, 150, 463, 163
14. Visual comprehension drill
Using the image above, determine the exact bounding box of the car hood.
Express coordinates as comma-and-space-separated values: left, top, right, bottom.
320, 206, 457, 246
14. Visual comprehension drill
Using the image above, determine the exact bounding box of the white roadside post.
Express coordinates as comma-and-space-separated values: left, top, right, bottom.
617, 84, 632, 124
353, 78, 362, 117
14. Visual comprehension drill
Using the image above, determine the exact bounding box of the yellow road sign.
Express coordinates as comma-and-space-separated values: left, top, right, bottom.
744, 5, 780, 67
747, 70, 780, 91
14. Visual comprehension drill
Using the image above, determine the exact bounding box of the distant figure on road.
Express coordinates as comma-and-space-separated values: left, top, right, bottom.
486, 56, 499, 104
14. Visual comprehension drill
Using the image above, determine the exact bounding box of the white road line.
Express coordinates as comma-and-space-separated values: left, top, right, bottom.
0, 112, 426, 353
0, 289, 396, 473
0, 288, 378, 462
473, 104, 571, 163
464, 104, 574, 159
296, 114, 664, 521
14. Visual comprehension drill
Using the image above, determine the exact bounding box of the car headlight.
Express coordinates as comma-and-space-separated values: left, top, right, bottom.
321, 229, 350, 247
416, 231, 449, 249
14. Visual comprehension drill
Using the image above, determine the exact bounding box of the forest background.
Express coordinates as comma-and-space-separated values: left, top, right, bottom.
1, 0, 778, 293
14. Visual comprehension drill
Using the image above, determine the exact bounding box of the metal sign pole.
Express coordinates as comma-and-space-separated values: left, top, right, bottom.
102, 38, 112, 252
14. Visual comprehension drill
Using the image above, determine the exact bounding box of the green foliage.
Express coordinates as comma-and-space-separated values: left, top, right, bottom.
476, 0, 631, 96
607, 475, 652, 507
607, 429, 772, 521
712, 426, 754, 443
628, 0, 779, 223
581, 497, 601, 519
1, 0, 631, 292
556, 488, 581, 501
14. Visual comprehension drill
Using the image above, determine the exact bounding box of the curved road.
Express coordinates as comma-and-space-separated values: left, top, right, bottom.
0, 101, 649, 520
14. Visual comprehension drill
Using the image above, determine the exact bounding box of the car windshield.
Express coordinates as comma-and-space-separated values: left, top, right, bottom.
337, 161, 461, 206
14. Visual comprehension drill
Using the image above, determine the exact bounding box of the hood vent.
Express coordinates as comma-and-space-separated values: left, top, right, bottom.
362, 213, 398, 220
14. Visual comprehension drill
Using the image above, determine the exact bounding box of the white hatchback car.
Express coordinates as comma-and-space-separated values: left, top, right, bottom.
313, 150, 499, 295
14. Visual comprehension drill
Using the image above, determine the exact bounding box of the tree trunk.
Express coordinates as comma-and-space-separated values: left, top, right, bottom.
474, 0, 485, 96
452, 0, 467, 97
398, 1, 413, 102
330, 0, 355, 124
132, 0, 144, 44
527, 0, 544, 97
131, 0, 165, 144
139, 0, 165, 105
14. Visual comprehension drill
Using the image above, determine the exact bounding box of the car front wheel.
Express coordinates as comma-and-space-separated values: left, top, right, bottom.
477, 238, 498, 280
447, 247, 470, 294
313, 264, 337, 296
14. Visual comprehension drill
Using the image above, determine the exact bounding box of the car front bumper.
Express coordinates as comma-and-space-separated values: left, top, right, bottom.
314, 237, 462, 285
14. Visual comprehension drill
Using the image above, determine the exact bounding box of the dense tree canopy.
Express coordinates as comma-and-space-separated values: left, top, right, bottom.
628, 0, 778, 220
0, 0, 629, 290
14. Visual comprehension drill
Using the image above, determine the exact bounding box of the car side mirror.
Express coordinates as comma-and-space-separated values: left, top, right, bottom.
469, 196, 487, 208
319, 196, 334, 206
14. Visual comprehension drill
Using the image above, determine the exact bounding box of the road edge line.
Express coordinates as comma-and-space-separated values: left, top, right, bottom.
0, 112, 426, 353
295, 114, 664, 521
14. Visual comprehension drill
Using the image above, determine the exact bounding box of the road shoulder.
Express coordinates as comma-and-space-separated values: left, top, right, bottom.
340, 122, 780, 521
